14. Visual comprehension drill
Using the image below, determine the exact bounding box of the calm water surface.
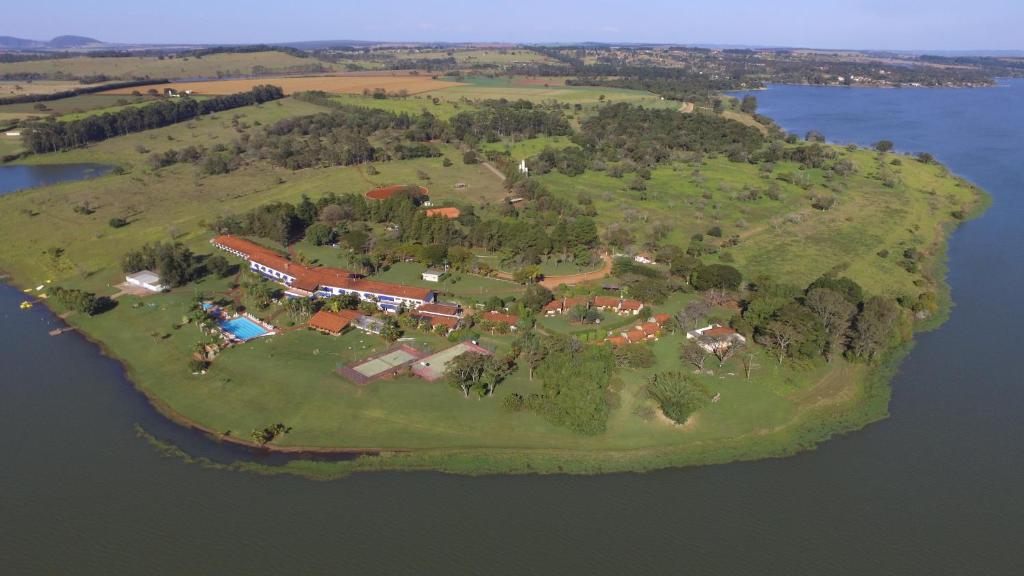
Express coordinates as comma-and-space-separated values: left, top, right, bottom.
0, 163, 112, 196
2, 82, 1023, 575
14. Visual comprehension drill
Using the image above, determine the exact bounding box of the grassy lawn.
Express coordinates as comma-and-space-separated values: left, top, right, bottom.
371, 261, 524, 301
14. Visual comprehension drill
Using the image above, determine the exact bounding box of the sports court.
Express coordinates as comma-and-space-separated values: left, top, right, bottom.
411, 341, 492, 382
337, 345, 425, 385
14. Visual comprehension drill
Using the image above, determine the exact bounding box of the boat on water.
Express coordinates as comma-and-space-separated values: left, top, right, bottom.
19, 301, 33, 309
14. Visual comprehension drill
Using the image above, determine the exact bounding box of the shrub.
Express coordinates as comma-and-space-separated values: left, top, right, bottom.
647, 372, 713, 424
108, 217, 128, 228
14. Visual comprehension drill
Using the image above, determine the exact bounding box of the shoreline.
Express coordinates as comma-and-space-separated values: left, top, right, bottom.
0, 163, 988, 475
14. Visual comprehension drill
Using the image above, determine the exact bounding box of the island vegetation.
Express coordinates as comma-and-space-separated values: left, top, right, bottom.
0, 44, 989, 476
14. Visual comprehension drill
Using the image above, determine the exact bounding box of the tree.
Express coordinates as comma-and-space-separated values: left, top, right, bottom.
874, 140, 895, 153
462, 150, 479, 164
445, 351, 490, 398
305, 222, 336, 246
647, 371, 713, 424
380, 318, 402, 343
520, 284, 553, 312
676, 300, 710, 330
804, 287, 856, 361
849, 296, 902, 362
714, 340, 743, 366
691, 264, 742, 291
206, 254, 233, 278
740, 95, 758, 114
740, 350, 758, 379
680, 341, 709, 372
521, 333, 547, 381
761, 320, 799, 364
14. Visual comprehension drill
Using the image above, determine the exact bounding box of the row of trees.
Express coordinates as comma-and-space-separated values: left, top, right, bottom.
23, 85, 284, 153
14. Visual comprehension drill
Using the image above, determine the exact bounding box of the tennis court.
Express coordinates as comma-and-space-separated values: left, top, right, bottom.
337, 345, 426, 384
411, 341, 492, 382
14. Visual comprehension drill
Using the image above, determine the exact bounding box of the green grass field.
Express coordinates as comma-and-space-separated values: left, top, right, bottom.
0, 93, 162, 124
327, 93, 470, 120
426, 77, 676, 108
0, 51, 333, 80
370, 261, 525, 300
0, 77, 985, 475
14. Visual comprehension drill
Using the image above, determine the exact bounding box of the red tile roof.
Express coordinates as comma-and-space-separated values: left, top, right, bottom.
425, 207, 461, 218
481, 311, 519, 325
704, 326, 739, 337
309, 310, 361, 334
606, 336, 628, 347
653, 313, 671, 325
366, 184, 429, 200
413, 313, 460, 330
639, 322, 661, 336
213, 235, 432, 302
416, 302, 463, 317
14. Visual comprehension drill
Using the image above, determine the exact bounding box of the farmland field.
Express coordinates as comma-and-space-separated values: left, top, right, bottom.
0, 51, 330, 80
103, 74, 463, 96
389, 48, 556, 65
426, 77, 675, 107
0, 93, 160, 124
0, 80, 117, 97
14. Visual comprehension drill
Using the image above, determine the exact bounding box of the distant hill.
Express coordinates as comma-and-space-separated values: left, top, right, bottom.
0, 35, 103, 50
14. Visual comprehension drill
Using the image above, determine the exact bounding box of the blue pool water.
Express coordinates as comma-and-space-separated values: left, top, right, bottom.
218, 317, 269, 340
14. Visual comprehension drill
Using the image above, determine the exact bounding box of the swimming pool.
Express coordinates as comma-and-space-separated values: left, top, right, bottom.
219, 317, 269, 341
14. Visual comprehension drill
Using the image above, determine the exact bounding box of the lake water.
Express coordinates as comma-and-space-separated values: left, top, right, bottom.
0, 163, 112, 196
3, 82, 1024, 574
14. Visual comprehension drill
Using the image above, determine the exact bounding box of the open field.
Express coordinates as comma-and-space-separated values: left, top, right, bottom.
426, 77, 676, 108
103, 74, 463, 96
0, 135, 24, 157
0, 79, 117, 97
0, 51, 330, 80
535, 150, 979, 299
371, 262, 525, 301
388, 48, 556, 65
327, 93, 470, 120
0, 93, 161, 124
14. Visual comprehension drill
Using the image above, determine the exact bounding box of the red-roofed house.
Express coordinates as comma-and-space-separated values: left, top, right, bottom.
480, 310, 519, 330
211, 235, 436, 311
308, 309, 364, 335
425, 207, 461, 219
686, 324, 747, 353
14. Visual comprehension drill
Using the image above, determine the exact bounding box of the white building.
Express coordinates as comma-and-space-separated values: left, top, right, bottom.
125, 270, 166, 293
686, 324, 747, 353
421, 269, 445, 283
634, 253, 657, 265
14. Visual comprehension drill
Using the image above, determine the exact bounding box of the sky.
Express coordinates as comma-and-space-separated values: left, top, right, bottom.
5, 0, 1022, 51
